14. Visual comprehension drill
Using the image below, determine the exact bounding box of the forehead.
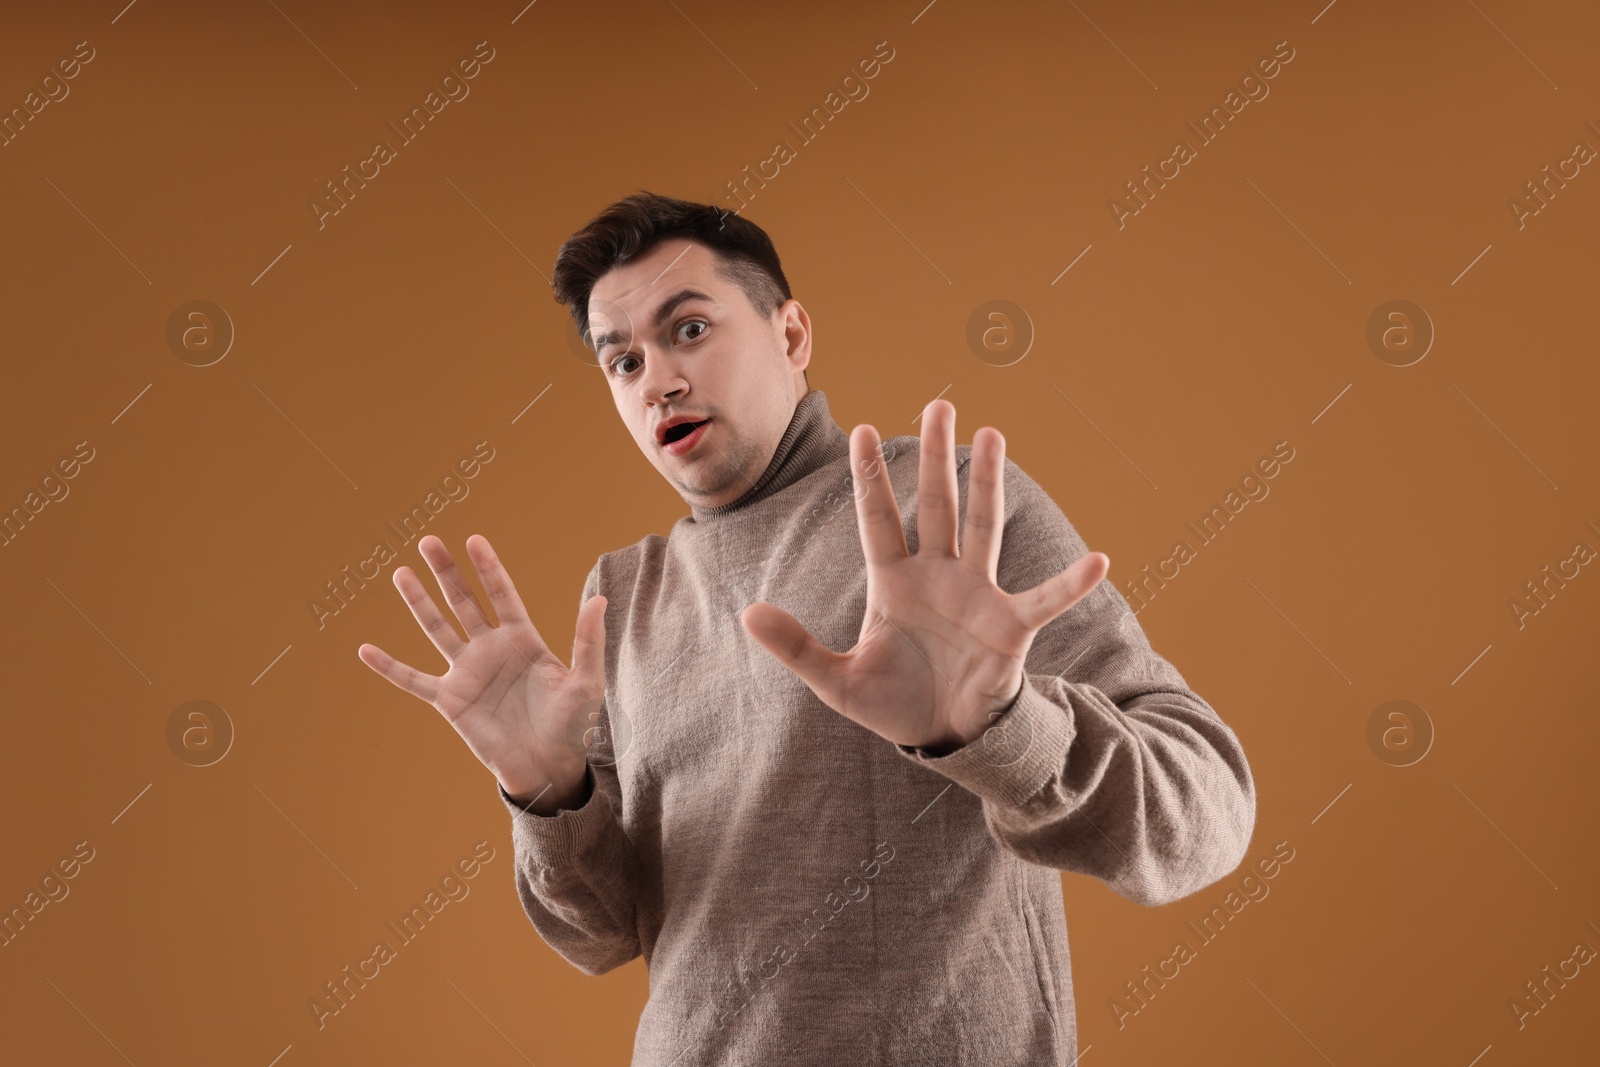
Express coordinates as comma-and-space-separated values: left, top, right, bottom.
589, 238, 728, 315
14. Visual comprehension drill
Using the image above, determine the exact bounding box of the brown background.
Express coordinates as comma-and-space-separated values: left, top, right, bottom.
1, 0, 1595, 1063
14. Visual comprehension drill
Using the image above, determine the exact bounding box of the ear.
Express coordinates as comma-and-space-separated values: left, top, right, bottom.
780, 298, 812, 375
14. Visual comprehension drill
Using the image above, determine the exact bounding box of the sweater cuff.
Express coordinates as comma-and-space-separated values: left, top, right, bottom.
496, 767, 609, 868
893, 676, 1076, 808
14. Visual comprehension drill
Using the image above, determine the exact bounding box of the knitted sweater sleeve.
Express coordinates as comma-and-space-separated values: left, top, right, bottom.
894, 456, 1257, 907
497, 560, 641, 975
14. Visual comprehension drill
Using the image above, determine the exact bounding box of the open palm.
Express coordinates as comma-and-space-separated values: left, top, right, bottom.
357, 534, 608, 798
741, 400, 1109, 754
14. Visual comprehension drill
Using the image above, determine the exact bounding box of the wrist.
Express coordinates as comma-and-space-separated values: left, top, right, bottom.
918, 677, 1028, 756
501, 762, 589, 811
915, 718, 982, 757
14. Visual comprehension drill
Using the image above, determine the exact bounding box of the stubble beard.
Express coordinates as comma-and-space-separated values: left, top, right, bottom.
672, 422, 761, 506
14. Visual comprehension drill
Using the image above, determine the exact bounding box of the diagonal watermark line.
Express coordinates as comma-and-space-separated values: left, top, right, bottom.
869, 602, 952, 686
510, 782, 553, 816
1452, 383, 1557, 489
1244, 576, 1352, 684
111, 0, 140, 23
1450, 243, 1492, 285
1066, 0, 1157, 89
1244, 177, 1351, 285
446, 177, 548, 281
511, 382, 553, 425
910, 384, 953, 424
1465, 0, 1558, 89
1310, 0, 1340, 24
252, 243, 293, 286
265, 0, 358, 89
1050, 381, 1158, 490
46, 177, 151, 284
252, 644, 293, 685
1051, 243, 1093, 285
446, 977, 538, 1065
650, 640, 700, 686
664, 0, 757, 89
1450, 643, 1491, 685
1452, 781, 1557, 890
724, 857, 762, 892
45, 978, 138, 1066
254, 782, 359, 889
1059, 640, 1094, 677
988, 939, 1052, 1020
1311, 783, 1351, 825
111, 783, 152, 825
844, 176, 951, 284
840, 975, 949, 1061
911, 782, 953, 824
842, 975, 916, 1042
511, 0, 539, 24
1245, 976, 1338, 1065
910, 0, 939, 23
252, 382, 360, 489
112, 383, 153, 424
43, 575, 151, 684
648, 242, 695, 286
1076, 805, 1132, 863
1311, 383, 1351, 425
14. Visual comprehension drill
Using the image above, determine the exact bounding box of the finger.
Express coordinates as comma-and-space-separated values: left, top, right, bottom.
393, 564, 466, 662
1012, 551, 1111, 633
850, 423, 909, 566
357, 641, 443, 705
740, 602, 850, 704
916, 399, 959, 557
962, 425, 1006, 581
570, 593, 608, 689
464, 534, 542, 638
417, 534, 495, 637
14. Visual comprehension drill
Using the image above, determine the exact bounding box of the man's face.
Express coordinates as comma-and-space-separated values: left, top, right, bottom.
588, 238, 811, 509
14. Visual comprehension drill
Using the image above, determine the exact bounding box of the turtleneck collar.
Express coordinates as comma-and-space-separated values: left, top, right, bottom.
689, 388, 851, 522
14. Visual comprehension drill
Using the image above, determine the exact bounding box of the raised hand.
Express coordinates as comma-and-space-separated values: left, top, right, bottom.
357, 534, 609, 811
740, 399, 1109, 754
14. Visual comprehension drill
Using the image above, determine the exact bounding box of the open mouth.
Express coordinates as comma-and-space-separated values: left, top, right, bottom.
662, 420, 707, 444
660, 419, 711, 456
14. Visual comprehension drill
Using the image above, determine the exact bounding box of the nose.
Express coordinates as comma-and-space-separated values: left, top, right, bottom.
639, 349, 688, 408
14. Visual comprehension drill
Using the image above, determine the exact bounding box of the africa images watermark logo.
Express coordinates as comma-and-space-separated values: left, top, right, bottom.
708, 40, 897, 221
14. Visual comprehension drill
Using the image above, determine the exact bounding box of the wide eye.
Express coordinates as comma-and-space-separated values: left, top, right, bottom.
675, 318, 708, 344
608, 354, 640, 377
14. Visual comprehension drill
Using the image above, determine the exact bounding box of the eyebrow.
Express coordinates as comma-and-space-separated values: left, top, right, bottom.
590, 288, 715, 354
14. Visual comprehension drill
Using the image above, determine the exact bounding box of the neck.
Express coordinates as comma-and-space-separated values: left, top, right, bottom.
690, 389, 849, 521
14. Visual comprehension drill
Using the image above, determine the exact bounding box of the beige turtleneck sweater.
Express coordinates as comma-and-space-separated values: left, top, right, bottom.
497, 388, 1256, 1064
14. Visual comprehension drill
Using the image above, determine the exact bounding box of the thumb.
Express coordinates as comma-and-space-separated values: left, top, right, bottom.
740, 602, 846, 693
1015, 551, 1110, 632
570, 594, 607, 688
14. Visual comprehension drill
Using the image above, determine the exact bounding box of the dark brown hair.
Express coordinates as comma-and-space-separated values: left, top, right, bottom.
552, 191, 804, 381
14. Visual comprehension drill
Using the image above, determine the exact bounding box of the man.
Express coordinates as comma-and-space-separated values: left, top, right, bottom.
357, 192, 1256, 1064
